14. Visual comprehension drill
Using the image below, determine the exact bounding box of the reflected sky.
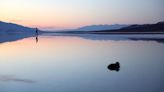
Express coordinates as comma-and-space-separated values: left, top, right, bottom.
0, 35, 164, 92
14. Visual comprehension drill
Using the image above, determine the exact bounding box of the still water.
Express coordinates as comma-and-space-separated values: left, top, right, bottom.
0, 34, 164, 92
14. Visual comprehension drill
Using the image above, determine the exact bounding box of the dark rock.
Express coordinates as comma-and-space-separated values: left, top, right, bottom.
108, 62, 120, 72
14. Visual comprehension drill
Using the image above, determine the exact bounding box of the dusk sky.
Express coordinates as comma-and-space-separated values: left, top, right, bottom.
0, 0, 163, 30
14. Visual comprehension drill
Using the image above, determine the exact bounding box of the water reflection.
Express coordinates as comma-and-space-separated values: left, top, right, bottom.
0, 33, 35, 44
0, 34, 163, 92
107, 62, 120, 72
0, 33, 164, 44
0, 75, 35, 83
42, 33, 164, 43
35, 33, 39, 43
130, 38, 164, 43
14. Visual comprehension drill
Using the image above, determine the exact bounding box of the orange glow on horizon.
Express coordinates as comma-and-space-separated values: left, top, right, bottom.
0, 0, 163, 30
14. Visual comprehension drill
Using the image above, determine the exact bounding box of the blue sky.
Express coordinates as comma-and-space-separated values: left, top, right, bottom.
0, 0, 163, 30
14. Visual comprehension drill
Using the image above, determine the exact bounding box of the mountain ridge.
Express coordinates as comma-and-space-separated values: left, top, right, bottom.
89, 22, 164, 34
76, 24, 128, 31
0, 21, 37, 33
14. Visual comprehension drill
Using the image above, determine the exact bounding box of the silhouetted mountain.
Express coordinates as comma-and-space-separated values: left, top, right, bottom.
76, 24, 128, 31
119, 22, 164, 32
90, 22, 164, 34
0, 21, 37, 34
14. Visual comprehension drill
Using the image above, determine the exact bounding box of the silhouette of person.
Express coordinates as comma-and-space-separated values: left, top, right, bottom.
35, 28, 39, 35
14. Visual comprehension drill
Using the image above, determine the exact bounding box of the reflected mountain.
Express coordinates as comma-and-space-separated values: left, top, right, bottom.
41, 33, 164, 43
0, 31, 41, 44
0, 33, 35, 44
107, 62, 120, 72
0, 32, 164, 44
77, 34, 164, 43
0, 33, 33, 43
129, 38, 164, 43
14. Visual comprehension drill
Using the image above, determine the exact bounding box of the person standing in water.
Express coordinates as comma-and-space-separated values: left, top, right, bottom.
35, 28, 39, 43
36, 28, 39, 35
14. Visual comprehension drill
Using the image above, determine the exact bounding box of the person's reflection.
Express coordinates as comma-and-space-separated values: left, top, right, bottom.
36, 36, 38, 43
107, 62, 120, 72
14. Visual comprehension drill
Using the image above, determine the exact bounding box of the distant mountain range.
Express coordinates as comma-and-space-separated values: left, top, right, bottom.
0, 21, 127, 33
89, 22, 164, 34
76, 24, 128, 31
0, 21, 164, 34
0, 21, 164, 44
0, 21, 37, 34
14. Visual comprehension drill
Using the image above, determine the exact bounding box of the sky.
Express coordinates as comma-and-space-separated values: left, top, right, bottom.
0, 0, 164, 30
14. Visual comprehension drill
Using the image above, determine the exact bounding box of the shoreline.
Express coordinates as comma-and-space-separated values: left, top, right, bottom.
42, 31, 164, 35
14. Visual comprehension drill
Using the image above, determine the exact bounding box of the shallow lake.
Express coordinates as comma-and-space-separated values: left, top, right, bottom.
0, 34, 164, 92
